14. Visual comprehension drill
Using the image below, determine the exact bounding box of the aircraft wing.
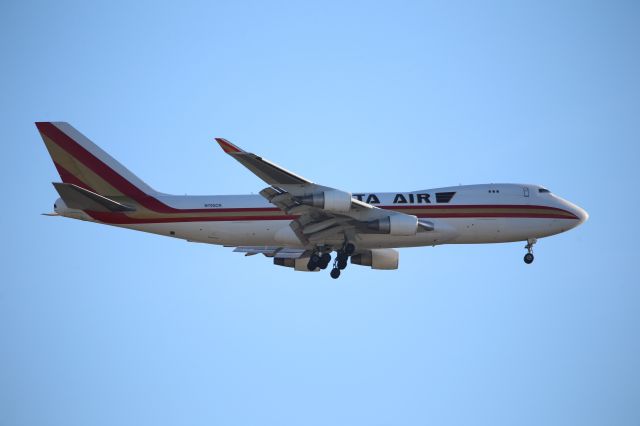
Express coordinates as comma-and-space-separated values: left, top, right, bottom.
215, 138, 311, 185
257, 186, 369, 245
215, 138, 433, 247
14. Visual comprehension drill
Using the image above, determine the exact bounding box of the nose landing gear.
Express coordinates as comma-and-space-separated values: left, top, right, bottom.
524, 238, 537, 264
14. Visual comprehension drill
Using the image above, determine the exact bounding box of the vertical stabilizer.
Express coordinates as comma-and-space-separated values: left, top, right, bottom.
36, 122, 158, 198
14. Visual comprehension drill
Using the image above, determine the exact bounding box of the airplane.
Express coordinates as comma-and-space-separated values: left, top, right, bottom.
37, 122, 588, 279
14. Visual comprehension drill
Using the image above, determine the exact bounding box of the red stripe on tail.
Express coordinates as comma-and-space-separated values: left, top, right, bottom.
53, 162, 95, 192
37, 122, 180, 213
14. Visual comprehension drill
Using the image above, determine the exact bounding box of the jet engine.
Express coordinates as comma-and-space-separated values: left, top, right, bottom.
367, 214, 418, 236
351, 249, 399, 270
298, 190, 352, 214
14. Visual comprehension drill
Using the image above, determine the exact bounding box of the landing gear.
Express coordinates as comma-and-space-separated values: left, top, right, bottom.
329, 254, 347, 279
523, 238, 537, 264
307, 251, 332, 271
344, 243, 356, 256
307, 253, 321, 271
336, 251, 349, 270
330, 268, 341, 279
319, 253, 332, 270
327, 242, 357, 279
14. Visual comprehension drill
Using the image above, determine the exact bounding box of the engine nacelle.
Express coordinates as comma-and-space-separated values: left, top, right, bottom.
299, 190, 352, 213
368, 214, 418, 236
351, 249, 399, 270
274, 257, 319, 272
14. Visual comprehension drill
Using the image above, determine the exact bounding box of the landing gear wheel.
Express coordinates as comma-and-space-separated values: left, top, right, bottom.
307, 253, 323, 271
319, 253, 332, 270
336, 252, 349, 270
338, 258, 348, 270
344, 243, 356, 256
330, 268, 341, 279
523, 238, 537, 265
307, 254, 320, 271
333, 245, 351, 274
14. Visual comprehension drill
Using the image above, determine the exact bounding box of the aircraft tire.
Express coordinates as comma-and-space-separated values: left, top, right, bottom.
345, 243, 356, 256
319, 253, 332, 269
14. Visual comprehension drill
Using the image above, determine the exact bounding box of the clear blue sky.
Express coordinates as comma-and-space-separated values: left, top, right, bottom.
2, 1, 639, 425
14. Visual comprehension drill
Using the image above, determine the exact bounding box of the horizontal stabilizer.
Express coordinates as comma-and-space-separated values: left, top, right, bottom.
52, 183, 135, 212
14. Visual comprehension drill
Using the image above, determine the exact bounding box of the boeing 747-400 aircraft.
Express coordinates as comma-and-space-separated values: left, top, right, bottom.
38, 122, 588, 279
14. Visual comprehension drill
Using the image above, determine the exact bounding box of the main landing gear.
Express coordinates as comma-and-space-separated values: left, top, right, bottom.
330, 268, 341, 279
524, 238, 537, 264
308, 242, 356, 279
307, 251, 332, 271
329, 242, 356, 279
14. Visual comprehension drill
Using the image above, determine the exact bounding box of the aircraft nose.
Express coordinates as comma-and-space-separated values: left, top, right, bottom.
573, 205, 589, 224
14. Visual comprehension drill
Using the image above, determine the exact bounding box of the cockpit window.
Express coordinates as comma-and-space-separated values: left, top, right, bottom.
538, 188, 551, 193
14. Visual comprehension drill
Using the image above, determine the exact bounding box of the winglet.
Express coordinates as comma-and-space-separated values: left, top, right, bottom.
215, 138, 244, 154
213, 137, 312, 185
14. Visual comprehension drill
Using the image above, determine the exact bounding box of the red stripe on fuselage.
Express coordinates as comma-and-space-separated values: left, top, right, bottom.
84, 207, 577, 225
416, 212, 574, 219
86, 212, 299, 224
389, 204, 572, 212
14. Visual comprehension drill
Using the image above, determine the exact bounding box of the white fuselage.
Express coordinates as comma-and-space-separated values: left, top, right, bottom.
55, 183, 588, 250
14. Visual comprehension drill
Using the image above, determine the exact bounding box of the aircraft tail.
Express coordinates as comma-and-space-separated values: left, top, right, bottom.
36, 122, 159, 199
